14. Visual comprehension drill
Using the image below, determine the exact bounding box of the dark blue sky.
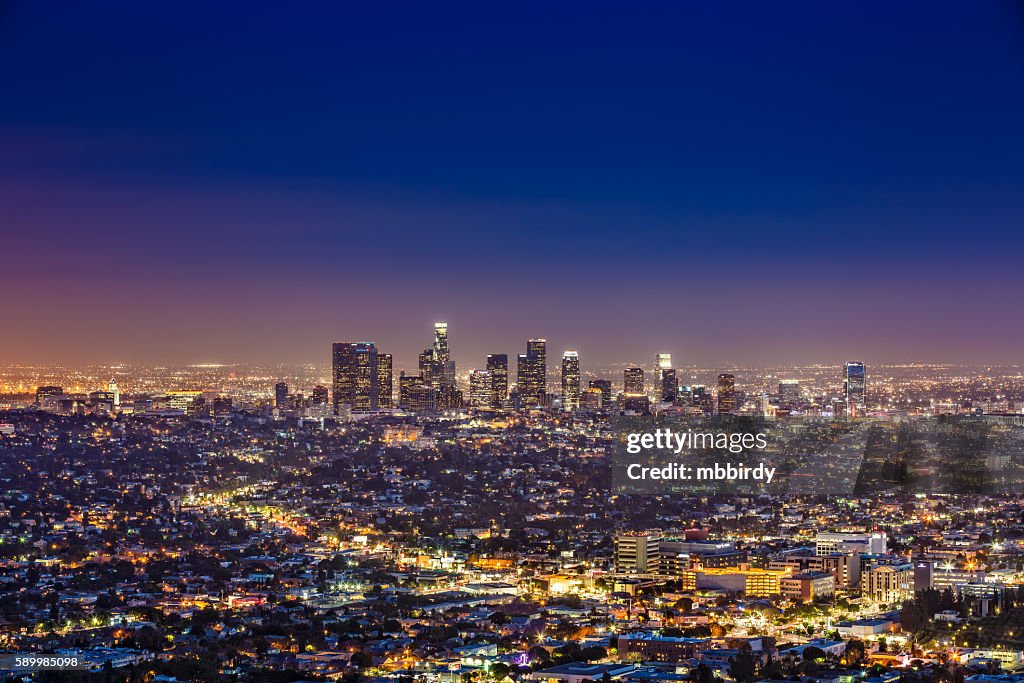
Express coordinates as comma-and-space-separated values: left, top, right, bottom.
2, 1, 1023, 368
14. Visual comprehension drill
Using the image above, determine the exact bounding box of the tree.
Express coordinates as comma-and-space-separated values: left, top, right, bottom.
729, 651, 757, 683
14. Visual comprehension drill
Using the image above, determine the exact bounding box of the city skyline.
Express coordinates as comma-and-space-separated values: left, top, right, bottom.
3, 2, 1024, 365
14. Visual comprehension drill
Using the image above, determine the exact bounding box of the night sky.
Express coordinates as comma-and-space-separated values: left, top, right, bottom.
2, 1, 1023, 369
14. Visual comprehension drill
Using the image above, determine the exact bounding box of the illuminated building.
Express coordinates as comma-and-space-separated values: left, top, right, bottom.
561, 350, 580, 411
405, 384, 436, 412
469, 369, 493, 407
589, 379, 612, 404
844, 361, 867, 415
377, 353, 393, 408
108, 377, 120, 407
655, 353, 673, 401
779, 379, 800, 405
581, 386, 603, 410
780, 571, 835, 603
815, 531, 887, 556
622, 394, 650, 415
433, 322, 456, 388
624, 367, 644, 394
614, 531, 661, 573
716, 373, 736, 414
418, 348, 436, 385
863, 563, 914, 602
212, 396, 233, 415
661, 368, 678, 402
399, 371, 424, 410
166, 390, 204, 413
332, 342, 379, 413
35, 385, 63, 405
435, 383, 462, 411
691, 384, 712, 412
517, 338, 547, 407
680, 568, 791, 597
274, 382, 289, 409
617, 633, 712, 662
311, 385, 329, 406
486, 353, 508, 408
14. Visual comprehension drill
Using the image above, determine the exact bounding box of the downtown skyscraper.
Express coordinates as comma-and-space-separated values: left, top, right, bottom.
517, 338, 547, 407
332, 342, 379, 413
844, 361, 867, 415
486, 353, 508, 408
561, 350, 580, 411
717, 373, 736, 414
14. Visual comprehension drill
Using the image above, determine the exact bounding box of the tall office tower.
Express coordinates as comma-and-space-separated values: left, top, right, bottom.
486, 353, 508, 408
377, 353, 393, 409
35, 386, 64, 405
311, 385, 329, 406
332, 342, 379, 413
844, 361, 867, 415
581, 386, 603, 410
274, 382, 289, 409
433, 322, 456, 388
561, 350, 580, 411
691, 384, 712, 412
716, 373, 736, 414
399, 371, 425, 409
107, 378, 120, 407
661, 368, 678, 402
418, 348, 437, 385
517, 338, 547, 406
433, 321, 449, 363
624, 367, 645, 394
469, 369, 493, 407
589, 379, 612, 404
435, 384, 463, 411
778, 379, 801, 405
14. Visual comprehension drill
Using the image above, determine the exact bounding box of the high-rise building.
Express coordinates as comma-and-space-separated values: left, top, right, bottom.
486, 353, 508, 408
844, 361, 867, 415
692, 384, 712, 412
660, 368, 678, 402
274, 382, 289, 409
108, 378, 120, 408
399, 371, 424, 410
517, 339, 547, 407
418, 348, 437, 386
716, 373, 736, 414
332, 342, 379, 413
624, 367, 645, 394
654, 354, 676, 403
581, 386, 603, 410
779, 379, 801, 405
433, 322, 456, 388
434, 322, 449, 364
469, 369, 493, 407
561, 350, 580, 411
377, 353, 393, 409
589, 379, 612, 404
311, 385, 329, 406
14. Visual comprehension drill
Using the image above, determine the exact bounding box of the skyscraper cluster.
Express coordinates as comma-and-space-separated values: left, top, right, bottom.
330, 323, 867, 418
